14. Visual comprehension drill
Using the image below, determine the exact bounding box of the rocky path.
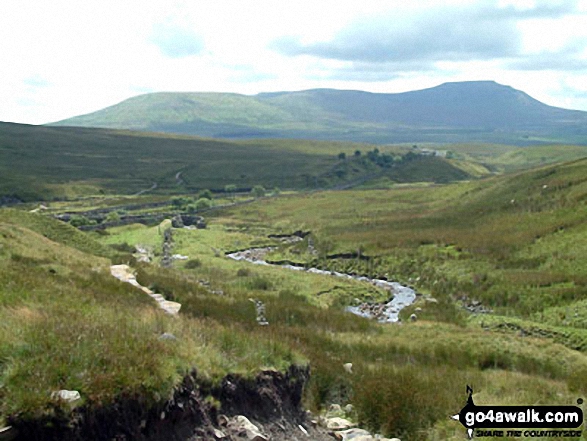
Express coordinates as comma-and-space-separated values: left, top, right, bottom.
110, 264, 181, 315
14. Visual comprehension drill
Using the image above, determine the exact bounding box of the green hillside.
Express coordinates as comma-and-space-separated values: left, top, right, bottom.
0, 122, 475, 201
52, 81, 587, 145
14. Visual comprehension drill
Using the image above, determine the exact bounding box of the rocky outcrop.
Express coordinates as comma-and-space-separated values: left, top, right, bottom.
8, 365, 335, 441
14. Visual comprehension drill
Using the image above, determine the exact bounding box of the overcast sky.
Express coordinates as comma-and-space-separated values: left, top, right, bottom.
1, 0, 586, 124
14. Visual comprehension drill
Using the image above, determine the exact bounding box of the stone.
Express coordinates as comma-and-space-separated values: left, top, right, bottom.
218, 414, 229, 427
409, 313, 417, 322
171, 215, 184, 228
343, 362, 353, 374
325, 417, 355, 430
213, 428, 227, 439
334, 428, 371, 440
231, 416, 268, 441
159, 332, 177, 341
343, 404, 354, 414
52, 390, 81, 403
328, 404, 343, 415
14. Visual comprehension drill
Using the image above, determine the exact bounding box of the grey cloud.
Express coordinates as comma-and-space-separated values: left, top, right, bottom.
324, 60, 438, 82
508, 54, 587, 71
485, 0, 578, 20
508, 38, 587, 72
270, 1, 580, 65
150, 23, 204, 58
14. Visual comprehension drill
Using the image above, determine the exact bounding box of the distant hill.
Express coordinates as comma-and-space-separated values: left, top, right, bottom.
51, 81, 587, 145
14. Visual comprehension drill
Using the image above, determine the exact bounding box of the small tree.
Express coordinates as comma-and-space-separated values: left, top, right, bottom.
171, 196, 192, 209
224, 184, 237, 200
354, 150, 362, 157
105, 211, 121, 223
197, 189, 213, 200
272, 187, 281, 196
251, 185, 266, 198
195, 198, 212, 210
69, 215, 95, 227
338, 152, 346, 160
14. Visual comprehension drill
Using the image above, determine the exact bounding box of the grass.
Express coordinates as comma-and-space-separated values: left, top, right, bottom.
0, 213, 303, 428
5, 154, 587, 439
94, 167, 587, 440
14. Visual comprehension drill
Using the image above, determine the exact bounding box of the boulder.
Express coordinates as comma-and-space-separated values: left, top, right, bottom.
334, 428, 371, 440
325, 417, 355, 430
213, 428, 227, 439
230, 416, 268, 441
51, 390, 81, 403
171, 215, 184, 228
158, 332, 177, 341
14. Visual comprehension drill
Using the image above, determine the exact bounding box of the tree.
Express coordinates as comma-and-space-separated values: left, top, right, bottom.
224, 184, 237, 199
197, 189, 213, 200
251, 185, 266, 198
272, 187, 281, 196
69, 215, 95, 227
354, 150, 361, 157
194, 198, 212, 210
104, 211, 121, 223
171, 196, 192, 209
338, 152, 346, 160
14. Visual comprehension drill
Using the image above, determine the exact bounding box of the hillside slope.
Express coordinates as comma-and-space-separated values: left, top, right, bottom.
51, 81, 587, 145
0, 122, 471, 201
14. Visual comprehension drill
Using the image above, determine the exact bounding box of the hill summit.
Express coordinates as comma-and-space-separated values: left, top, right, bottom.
51, 81, 587, 145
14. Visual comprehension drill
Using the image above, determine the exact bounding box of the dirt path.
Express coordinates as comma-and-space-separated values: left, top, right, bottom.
133, 181, 158, 197
110, 264, 181, 315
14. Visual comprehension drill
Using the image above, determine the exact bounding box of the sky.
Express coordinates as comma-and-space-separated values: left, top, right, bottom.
1, 0, 587, 125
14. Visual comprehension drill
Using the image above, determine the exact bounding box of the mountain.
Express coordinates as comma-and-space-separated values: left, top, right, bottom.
50, 81, 587, 145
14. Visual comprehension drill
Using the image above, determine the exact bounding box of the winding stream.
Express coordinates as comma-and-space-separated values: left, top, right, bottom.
227, 247, 417, 323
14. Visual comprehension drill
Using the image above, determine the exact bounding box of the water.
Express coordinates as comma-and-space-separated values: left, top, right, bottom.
227, 248, 417, 323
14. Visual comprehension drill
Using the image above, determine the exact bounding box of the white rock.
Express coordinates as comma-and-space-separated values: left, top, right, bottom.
329, 404, 343, 414
334, 428, 371, 440
213, 428, 226, 439
232, 416, 268, 441
52, 390, 81, 403
326, 417, 355, 430
343, 362, 353, 374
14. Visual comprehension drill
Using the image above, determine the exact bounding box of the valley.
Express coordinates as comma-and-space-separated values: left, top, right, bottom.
3, 148, 587, 439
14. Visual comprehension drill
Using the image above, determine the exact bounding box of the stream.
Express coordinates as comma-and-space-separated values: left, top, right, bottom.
226, 247, 417, 323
